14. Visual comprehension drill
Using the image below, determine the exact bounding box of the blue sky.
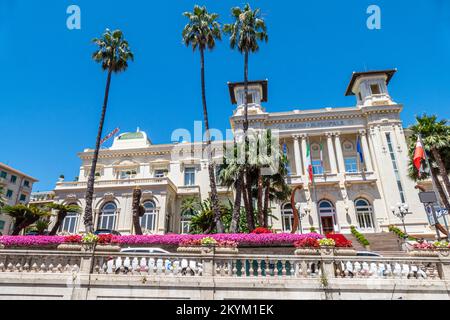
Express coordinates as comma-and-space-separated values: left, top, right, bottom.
1, 0, 450, 191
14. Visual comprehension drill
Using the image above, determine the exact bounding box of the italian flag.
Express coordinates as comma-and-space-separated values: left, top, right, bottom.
306, 144, 313, 183
413, 137, 425, 174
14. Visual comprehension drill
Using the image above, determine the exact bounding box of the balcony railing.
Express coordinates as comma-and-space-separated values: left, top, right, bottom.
0, 249, 448, 300
55, 177, 176, 190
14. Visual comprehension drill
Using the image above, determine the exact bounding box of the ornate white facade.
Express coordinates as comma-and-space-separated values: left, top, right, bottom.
53, 69, 431, 235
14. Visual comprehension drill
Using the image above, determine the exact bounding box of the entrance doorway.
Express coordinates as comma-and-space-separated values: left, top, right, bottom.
321, 216, 334, 234
318, 200, 338, 234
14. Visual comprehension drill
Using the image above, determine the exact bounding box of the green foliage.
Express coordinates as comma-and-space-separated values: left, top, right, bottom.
182, 5, 221, 52
223, 3, 268, 53
3, 205, 51, 235
388, 225, 417, 241
350, 226, 370, 246
407, 114, 450, 181
92, 29, 134, 73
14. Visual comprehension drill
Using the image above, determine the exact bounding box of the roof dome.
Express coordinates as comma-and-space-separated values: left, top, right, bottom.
110, 129, 151, 150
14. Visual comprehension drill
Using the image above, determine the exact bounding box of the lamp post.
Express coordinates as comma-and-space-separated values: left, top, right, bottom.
391, 203, 409, 234
295, 203, 309, 234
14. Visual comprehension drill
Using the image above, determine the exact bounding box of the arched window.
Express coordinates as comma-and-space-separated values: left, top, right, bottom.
318, 200, 337, 234
281, 203, 295, 233
60, 203, 79, 234
355, 198, 374, 230
180, 216, 191, 234
98, 202, 117, 230
140, 201, 157, 232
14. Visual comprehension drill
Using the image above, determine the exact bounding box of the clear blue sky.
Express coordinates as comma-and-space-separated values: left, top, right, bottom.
1, 0, 450, 191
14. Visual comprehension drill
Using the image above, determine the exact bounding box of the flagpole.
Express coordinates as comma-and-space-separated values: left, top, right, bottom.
307, 137, 322, 234
418, 134, 445, 238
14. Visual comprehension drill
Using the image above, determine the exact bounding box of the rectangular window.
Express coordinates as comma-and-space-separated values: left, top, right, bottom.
0, 171, 6, 179
344, 157, 358, 173
0, 220, 4, 231
312, 160, 324, 175
23, 180, 30, 187
154, 170, 166, 178
19, 194, 26, 202
184, 167, 196, 186
10, 175, 17, 184
370, 84, 381, 95
386, 133, 406, 203
180, 219, 191, 234
119, 170, 136, 179
6, 190, 13, 199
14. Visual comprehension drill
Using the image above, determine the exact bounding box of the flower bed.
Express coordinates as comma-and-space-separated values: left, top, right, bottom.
408, 241, 450, 257
0, 233, 323, 249
177, 237, 239, 254
0, 236, 66, 248
293, 234, 355, 256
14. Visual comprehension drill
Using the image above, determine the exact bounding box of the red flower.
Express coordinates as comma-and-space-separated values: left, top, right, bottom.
326, 234, 353, 248
64, 235, 82, 244
294, 237, 319, 248
252, 227, 273, 234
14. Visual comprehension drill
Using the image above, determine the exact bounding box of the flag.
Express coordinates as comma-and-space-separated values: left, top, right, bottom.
101, 127, 120, 145
306, 144, 313, 183
413, 137, 426, 173
356, 136, 364, 164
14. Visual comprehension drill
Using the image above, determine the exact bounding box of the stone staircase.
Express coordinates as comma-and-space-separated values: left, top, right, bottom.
348, 232, 405, 256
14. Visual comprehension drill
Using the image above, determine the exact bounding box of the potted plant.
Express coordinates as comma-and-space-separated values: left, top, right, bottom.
95, 234, 121, 252
294, 237, 320, 255
433, 241, 450, 257
408, 242, 439, 257
327, 234, 356, 256
57, 235, 83, 251
215, 240, 239, 254
177, 238, 212, 254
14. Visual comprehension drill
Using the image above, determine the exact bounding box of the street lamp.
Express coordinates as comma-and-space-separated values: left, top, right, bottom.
295, 203, 309, 234
391, 203, 409, 234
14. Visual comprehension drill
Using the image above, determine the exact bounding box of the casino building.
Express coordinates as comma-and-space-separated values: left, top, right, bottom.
52, 69, 432, 236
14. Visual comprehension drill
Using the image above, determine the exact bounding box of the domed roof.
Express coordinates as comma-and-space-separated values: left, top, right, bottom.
110, 129, 151, 150
118, 132, 145, 141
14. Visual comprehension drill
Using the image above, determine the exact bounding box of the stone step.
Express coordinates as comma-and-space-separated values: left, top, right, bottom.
359, 232, 404, 252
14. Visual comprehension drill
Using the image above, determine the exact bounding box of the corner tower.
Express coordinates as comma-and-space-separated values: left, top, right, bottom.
345, 69, 397, 107
228, 80, 268, 116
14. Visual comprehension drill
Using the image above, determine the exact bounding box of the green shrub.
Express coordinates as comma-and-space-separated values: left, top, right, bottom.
350, 226, 370, 246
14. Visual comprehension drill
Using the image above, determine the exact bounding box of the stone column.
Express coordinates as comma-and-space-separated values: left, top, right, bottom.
292, 135, 303, 176
300, 134, 309, 176
326, 132, 338, 174
359, 130, 374, 172
334, 132, 346, 173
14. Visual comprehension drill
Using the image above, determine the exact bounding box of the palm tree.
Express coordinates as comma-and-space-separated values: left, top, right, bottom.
219, 144, 244, 233
3, 205, 50, 235
409, 114, 450, 197
83, 29, 134, 233
46, 203, 80, 235
132, 187, 144, 235
223, 4, 268, 231
180, 197, 215, 234
182, 6, 224, 233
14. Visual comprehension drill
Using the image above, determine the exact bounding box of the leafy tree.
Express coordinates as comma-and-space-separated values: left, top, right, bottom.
3, 205, 50, 235
46, 203, 80, 235
408, 114, 450, 209
84, 29, 134, 233
181, 197, 215, 234
182, 6, 223, 233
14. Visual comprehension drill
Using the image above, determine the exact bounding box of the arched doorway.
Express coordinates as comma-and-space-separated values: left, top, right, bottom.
318, 200, 337, 234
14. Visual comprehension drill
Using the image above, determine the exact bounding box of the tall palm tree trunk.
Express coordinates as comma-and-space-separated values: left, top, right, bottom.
200, 48, 224, 233
242, 49, 255, 231
431, 147, 450, 198
230, 172, 243, 233
431, 169, 450, 211
262, 179, 270, 228
257, 168, 264, 226
84, 68, 113, 233
132, 188, 143, 235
